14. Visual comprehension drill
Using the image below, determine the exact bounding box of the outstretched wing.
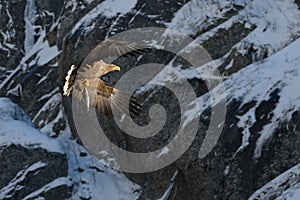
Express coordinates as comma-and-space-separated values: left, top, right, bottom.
63, 39, 147, 115
101, 39, 149, 57
92, 79, 141, 116
83, 39, 150, 64
71, 78, 140, 116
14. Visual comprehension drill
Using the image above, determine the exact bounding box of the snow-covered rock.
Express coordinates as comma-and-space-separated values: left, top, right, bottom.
0, 98, 140, 199
1, 0, 300, 199
249, 163, 300, 200
0, 98, 70, 199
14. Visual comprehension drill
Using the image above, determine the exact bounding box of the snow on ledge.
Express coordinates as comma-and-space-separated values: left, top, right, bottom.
68, 0, 138, 38
249, 163, 300, 200
0, 98, 64, 153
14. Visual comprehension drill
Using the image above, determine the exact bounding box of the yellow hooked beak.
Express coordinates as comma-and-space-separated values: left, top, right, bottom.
113, 65, 121, 71
104, 64, 121, 75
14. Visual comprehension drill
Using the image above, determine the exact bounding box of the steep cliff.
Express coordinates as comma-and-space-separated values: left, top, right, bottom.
1, 0, 300, 199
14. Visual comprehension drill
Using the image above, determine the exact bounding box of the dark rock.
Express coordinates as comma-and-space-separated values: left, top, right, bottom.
1, 0, 300, 199
0, 145, 71, 200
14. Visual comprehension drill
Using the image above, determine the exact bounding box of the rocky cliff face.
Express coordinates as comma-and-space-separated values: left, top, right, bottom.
0, 98, 140, 199
1, 0, 300, 199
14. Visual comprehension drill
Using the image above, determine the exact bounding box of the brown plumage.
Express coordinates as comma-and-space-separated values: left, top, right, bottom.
63, 39, 147, 115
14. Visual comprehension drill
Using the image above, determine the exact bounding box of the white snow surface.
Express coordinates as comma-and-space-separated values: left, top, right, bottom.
23, 177, 72, 200
0, 31, 60, 92
161, 0, 300, 158
68, 0, 138, 38
237, 0, 300, 54
0, 98, 63, 153
166, 0, 235, 35
2, 0, 300, 198
249, 163, 300, 200
168, 0, 300, 56
60, 131, 140, 200
0, 161, 48, 199
192, 37, 300, 157
279, 184, 300, 200
0, 97, 140, 199
0, 2, 17, 57
24, 0, 38, 53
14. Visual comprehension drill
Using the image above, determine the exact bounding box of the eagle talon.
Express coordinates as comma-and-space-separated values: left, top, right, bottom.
84, 79, 89, 87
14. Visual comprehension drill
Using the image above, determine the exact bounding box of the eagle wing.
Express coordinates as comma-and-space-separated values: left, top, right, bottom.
86, 79, 140, 116
69, 76, 139, 116
64, 38, 147, 115
83, 39, 150, 64
103, 39, 148, 57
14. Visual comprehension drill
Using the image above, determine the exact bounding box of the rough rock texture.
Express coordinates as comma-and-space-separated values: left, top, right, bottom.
1, 0, 300, 199
0, 145, 71, 200
0, 97, 140, 199
0, 98, 71, 199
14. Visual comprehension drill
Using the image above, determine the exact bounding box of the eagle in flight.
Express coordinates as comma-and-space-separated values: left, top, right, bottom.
63, 39, 148, 115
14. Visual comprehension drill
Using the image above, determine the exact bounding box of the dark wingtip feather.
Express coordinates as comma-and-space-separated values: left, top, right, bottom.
122, 46, 152, 57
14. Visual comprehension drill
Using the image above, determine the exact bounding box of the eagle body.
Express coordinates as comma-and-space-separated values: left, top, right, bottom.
63, 39, 147, 115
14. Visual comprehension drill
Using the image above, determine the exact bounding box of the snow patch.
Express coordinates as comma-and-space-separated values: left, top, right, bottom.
249, 163, 300, 200
157, 147, 170, 158
237, 0, 300, 54
166, 0, 234, 36
198, 37, 300, 157
0, 31, 60, 92
0, 98, 64, 153
24, 0, 38, 53
0, 98, 140, 199
23, 177, 72, 200
157, 171, 178, 200
0, 162, 47, 199
168, 0, 300, 59
59, 131, 141, 200
68, 0, 138, 38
